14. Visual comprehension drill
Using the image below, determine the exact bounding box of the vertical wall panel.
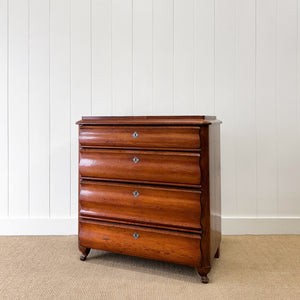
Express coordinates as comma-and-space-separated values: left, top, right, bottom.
70, 0, 91, 217
1, 0, 300, 230
133, 0, 152, 115
111, 0, 133, 115
173, 0, 194, 114
28, 0, 50, 217
256, 0, 278, 216
50, 0, 71, 217
277, 0, 299, 216
194, 0, 215, 115
152, 0, 173, 115
8, 0, 29, 217
215, 0, 236, 216
0, 0, 8, 217
235, 0, 256, 216
91, 0, 112, 116
298, 0, 300, 214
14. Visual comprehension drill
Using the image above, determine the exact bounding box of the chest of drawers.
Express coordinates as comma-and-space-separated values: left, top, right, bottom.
76, 116, 221, 283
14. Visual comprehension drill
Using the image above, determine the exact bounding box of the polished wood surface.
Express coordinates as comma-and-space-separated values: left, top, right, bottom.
208, 123, 222, 264
196, 123, 222, 283
79, 148, 201, 186
79, 125, 200, 150
77, 115, 221, 283
76, 115, 218, 126
78, 244, 90, 261
79, 219, 201, 266
79, 180, 201, 230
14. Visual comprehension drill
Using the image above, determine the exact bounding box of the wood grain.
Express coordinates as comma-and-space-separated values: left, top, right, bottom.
79, 218, 201, 266
76, 115, 217, 125
79, 180, 201, 230
77, 115, 221, 283
79, 125, 200, 150
79, 148, 201, 186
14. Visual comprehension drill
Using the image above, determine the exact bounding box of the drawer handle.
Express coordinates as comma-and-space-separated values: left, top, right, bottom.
132, 232, 139, 239
132, 132, 139, 138
132, 156, 139, 164
133, 190, 139, 197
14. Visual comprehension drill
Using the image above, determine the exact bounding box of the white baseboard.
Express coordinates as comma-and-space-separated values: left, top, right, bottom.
0, 217, 299, 235
222, 217, 300, 235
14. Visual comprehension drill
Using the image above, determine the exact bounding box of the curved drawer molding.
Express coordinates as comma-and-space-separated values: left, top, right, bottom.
79, 181, 201, 231
79, 149, 201, 186
79, 126, 200, 150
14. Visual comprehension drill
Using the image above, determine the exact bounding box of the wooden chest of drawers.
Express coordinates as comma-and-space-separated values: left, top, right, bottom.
76, 116, 221, 283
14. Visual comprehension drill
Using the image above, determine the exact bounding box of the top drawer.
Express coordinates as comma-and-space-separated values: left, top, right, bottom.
79, 126, 200, 150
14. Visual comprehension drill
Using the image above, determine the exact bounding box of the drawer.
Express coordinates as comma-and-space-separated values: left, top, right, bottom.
79, 149, 201, 186
79, 181, 201, 231
79, 126, 200, 150
79, 219, 201, 266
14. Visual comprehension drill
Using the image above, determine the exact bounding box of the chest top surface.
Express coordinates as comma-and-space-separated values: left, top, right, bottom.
76, 115, 220, 126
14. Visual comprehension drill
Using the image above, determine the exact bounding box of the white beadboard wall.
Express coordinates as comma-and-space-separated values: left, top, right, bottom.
0, 0, 300, 235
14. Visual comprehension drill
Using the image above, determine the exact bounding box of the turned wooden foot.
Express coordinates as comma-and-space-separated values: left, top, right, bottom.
214, 247, 220, 259
196, 267, 210, 284
200, 275, 209, 284
79, 245, 90, 261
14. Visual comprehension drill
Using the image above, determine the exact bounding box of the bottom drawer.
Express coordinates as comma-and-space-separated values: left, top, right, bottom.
79, 219, 201, 267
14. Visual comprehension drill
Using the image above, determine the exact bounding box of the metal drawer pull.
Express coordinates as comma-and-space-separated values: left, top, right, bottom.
133, 190, 139, 197
132, 132, 139, 138
133, 232, 139, 239
132, 156, 139, 164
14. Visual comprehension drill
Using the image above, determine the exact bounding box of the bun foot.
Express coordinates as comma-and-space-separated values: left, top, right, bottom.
80, 255, 88, 261
200, 275, 209, 284
79, 245, 90, 261
214, 247, 220, 258
196, 267, 211, 284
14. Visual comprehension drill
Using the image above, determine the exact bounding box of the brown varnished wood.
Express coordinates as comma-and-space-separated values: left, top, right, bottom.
80, 215, 202, 234
209, 123, 222, 264
78, 244, 90, 261
197, 123, 222, 282
196, 267, 210, 284
76, 115, 221, 283
198, 125, 211, 281
79, 125, 200, 150
78, 126, 83, 260
76, 115, 219, 126
79, 148, 201, 186
79, 180, 201, 231
79, 219, 201, 267
80, 177, 201, 188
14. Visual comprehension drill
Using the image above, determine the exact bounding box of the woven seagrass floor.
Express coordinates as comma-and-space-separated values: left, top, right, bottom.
0, 235, 299, 299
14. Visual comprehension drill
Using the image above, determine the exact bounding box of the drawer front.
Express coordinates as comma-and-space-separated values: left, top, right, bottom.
79, 125, 200, 150
79, 181, 201, 230
79, 149, 201, 186
79, 219, 201, 266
